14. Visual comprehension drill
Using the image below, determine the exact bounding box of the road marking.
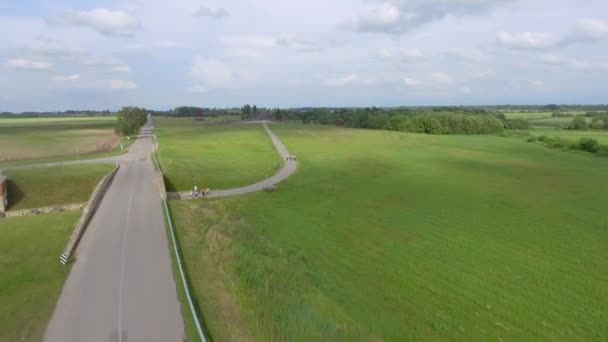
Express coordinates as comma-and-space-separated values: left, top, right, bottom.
117, 167, 136, 342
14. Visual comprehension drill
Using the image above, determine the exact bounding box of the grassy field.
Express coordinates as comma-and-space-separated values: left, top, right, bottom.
4, 164, 113, 210
0, 117, 122, 164
155, 118, 282, 191
170, 123, 608, 341
528, 127, 608, 144
0, 211, 78, 342
501, 111, 553, 120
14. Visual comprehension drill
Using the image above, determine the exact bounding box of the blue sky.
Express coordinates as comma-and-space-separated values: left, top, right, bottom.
1, 0, 607, 112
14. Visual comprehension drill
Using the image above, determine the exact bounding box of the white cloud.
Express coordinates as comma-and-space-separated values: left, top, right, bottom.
186, 85, 209, 93
220, 35, 277, 49
190, 57, 234, 87
353, 3, 402, 32
541, 54, 608, 71
578, 18, 608, 39
528, 80, 545, 90
430, 72, 454, 85
108, 79, 137, 89
403, 77, 421, 87
497, 31, 560, 49
326, 74, 358, 87
48, 8, 140, 36
401, 48, 423, 59
24, 38, 85, 56
124, 41, 184, 50
194, 5, 229, 19
52, 74, 80, 82
111, 65, 132, 73
6, 58, 52, 70
348, 0, 511, 35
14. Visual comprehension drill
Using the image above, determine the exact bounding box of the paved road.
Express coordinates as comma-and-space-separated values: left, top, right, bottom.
170, 122, 298, 199
44, 122, 184, 342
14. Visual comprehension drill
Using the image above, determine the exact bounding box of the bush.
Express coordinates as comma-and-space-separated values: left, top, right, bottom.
576, 138, 600, 154
568, 116, 588, 130
505, 119, 530, 130
526, 136, 537, 143
115, 106, 147, 136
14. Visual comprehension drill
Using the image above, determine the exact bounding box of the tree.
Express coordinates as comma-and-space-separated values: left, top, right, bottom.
252, 105, 258, 118
241, 104, 252, 120
115, 106, 147, 136
568, 116, 588, 130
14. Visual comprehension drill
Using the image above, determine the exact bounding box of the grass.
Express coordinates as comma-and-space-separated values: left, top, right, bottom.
170, 124, 608, 341
529, 127, 608, 145
4, 164, 113, 210
155, 118, 282, 191
0, 211, 79, 342
0, 117, 122, 165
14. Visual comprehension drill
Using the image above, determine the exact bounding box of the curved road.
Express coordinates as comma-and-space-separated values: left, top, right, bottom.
44, 121, 184, 342
170, 122, 298, 199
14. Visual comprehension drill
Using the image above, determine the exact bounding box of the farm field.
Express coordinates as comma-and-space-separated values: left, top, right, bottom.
155, 118, 282, 191
3, 164, 113, 210
170, 123, 608, 341
0, 211, 78, 342
0, 117, 123, 165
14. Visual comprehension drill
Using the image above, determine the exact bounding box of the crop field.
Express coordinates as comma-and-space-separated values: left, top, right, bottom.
0, 211, 78, 342
3, 164, 113, 210
170, 124, 608, 341
0, 117, 121, 165
155, 118, 281, 191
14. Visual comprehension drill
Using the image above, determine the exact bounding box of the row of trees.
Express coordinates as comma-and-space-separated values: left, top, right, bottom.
568, 115, 608, 131
115, 106, 147, 136
284, 108, 505, 135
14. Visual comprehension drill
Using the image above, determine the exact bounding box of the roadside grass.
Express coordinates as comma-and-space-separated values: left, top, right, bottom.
0, 117, 121, 164
0, 211, 78, 342
171, 124, 608, 341
4, 164, 113, 210
155, 118, 281, 191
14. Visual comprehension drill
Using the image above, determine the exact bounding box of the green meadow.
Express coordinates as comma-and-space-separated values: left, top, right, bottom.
155, 118, 281, 191
0, 212, 78, 342
0, 117, 122, 165
169, 123, 608, 341
4, 164, 113, 210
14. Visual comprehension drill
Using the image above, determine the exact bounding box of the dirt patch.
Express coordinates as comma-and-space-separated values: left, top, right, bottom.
95, 134, 121, 153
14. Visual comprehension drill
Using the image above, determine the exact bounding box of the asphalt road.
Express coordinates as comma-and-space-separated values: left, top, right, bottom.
44, 122, 184, 342
205, 123, 297, 198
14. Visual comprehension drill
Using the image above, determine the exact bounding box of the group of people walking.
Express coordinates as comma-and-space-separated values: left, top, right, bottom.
286, 154, 297, 161
191, 185, 210, 199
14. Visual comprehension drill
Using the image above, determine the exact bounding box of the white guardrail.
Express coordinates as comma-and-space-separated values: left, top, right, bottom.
152, 139, 208, 342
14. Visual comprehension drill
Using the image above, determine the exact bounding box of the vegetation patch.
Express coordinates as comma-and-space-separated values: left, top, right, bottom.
0, 211, 78, 342
155, 118, 282, 191
172, 124, 608, 340
0, 117, 120, 164
4, 164, 113, 210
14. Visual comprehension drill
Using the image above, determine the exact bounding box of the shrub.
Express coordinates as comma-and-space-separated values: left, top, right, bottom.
526, 136, 537, 143
576, 138, 600, 154
505, 119, 530, 130
568, 116, 588, 130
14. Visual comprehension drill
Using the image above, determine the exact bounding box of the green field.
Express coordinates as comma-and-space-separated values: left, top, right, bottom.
155, 118, 281, 191
4, 164, 113, 210
529, 127, 608, 145
501, 111, 553, 120
0, 117, 122, 165
170, 124, 608, 341
0, 212, 78, 342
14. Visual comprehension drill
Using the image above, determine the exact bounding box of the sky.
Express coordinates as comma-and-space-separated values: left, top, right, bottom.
0, 0, 607, 112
